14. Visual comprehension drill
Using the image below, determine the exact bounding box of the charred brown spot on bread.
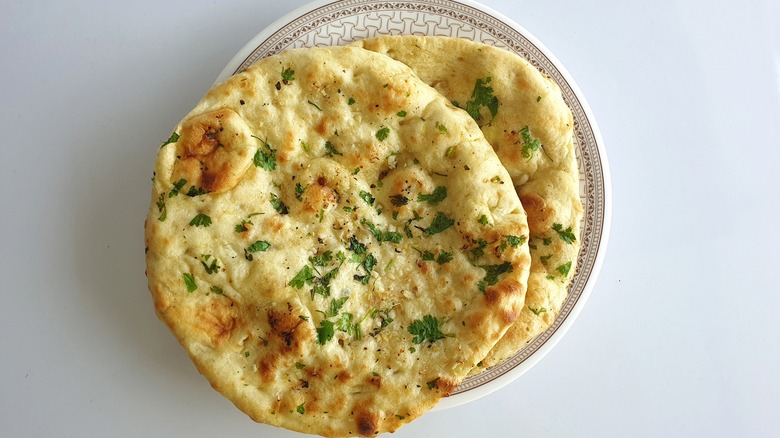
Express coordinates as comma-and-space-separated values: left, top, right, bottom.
368, 374, 382, 388
195, 298, 239, 345
356, 409, 379, 436
432, 377, 458, 396
302, 181, 339, 212
267, 307, 309, 354
519, 192, 553, 235
172, 108, 252, 194
336, 370, 352, 383
484, 279, 523, 306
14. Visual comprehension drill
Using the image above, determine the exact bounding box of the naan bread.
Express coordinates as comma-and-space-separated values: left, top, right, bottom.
354, 36, 583, 370
145, 46, 531, 436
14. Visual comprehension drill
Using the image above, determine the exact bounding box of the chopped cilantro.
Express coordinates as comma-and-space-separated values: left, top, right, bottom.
465, 77, 499, 123
347, 97, 356, 105
421, 250, 435, 261
295, 402, 305, 414
529, 307, 548, 316
269, 193, 289, 214
407, 315, 447, 345
397, 110, 407, 117
540, 254, 552, 266
336, 312, 360, 339
182, 272, 197, 292
324, 140, 342, 157
426, 378, 439, 390
252, 136, 277, 171
347, 235, 367, 255
307, 100, 322, 111
352, 167, 361, 175
478, 214, 489, 225
552, 223, 576, 244
436, 251, 453, 265
234, 220, 252, 233
542, 237, 553, 246
295, 362, 306, 370
156, 193, 167, 221
419, 212, 455, 235
200, 255, 220, 274
359, 190, 375, 205
168, 178, 187, 198
557, 261, 572, 277
343, 206, 355, 213
160, 132, 179, 148
478, 262, 513, 293
186, 186, 209, 197
316, 320, 335, 345
309, 251, 333, 267
444, 146, 455, 158
504, 235, 526, 247
281, 67, 295, 83
390, 194, 409, 206
244, 240, 271, 260
189, 213, 212, 227
361, 218, 402, 244
435, 121, 447, 134
519, 126, 542, 159
376, 126, 390, 141
417, 186, 447, 205
536, 95, 542, 102
470, 239, 488, 258
210, 286, 223, 295
289, 265, 315, 289
326, 297, 349, 318
295, 183, 307, 201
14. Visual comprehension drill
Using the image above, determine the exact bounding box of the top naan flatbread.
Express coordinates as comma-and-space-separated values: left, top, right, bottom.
354, 36, 583, 370
145, 46, 530, 436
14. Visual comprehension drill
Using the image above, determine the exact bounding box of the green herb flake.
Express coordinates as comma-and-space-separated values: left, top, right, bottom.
478, 262, 513, 293
417, 186, 447, 205
186, 186, 209, 197
552, 223, 576, 244
295, 183, 307, 201
347, 97, 356, 105
307, 100, 322, 111
519, 126, 542, 159
397, 110, 407, 117
409, 347, 416, 353
296, 402, 305, 415
376, 126, 390, 141
407, 315, 447, 345
295, 362, 306, 370
444, 146, 455, 158
529, 307, 548, 316
390, 194, 409, 207
245, 351, 251, 357
536, 95, 542, 102
352, 167, 361, 175
182, 272, 197, 292
309, 251, 333, 267
269, 193, 289, 215
359, 190, 375, 205
470, 239, 488, 258
189, 213, 212, 227
156, 193, 167, 221
252, 136, 277, 171
210, 285, 223, 295
435, 121, 448, 134
478, 214, 489, 226
465, 77, 499, 123
168, 178, 187, 198
324, 140, 342, 157
316, 320, 335, 345
347, 235, 367, 255
327, 296, 349, 318
540, 254, 552, 266
244, 240, 271, 260
426, 378, 440, 390
557, 261, 572, 277
542, 237, 553, 246
234, 220, 252, 233
200, 255, 220, 274
343, 206, 355, 213
281, 67, 295, 83
421, 251, 435, 262
436, 251, 453, 265
419, 212, 455, 235
289, 265, 315, 289
160, 132, 179, 148
504, 235, 526, 247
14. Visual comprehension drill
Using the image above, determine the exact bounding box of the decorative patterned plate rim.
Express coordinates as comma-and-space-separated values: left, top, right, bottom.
216, 0, 611, 411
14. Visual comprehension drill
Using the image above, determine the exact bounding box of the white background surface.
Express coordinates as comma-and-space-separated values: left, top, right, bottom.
2, 0, 779, 436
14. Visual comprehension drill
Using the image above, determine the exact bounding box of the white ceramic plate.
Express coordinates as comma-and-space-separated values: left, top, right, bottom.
217, 0, 611, 410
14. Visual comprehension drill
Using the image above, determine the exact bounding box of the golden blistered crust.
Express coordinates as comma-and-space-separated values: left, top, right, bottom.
145, 46, 530, 436
354, 36, 584, 370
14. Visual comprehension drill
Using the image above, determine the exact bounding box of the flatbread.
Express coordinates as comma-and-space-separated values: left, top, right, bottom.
354, 36, 583, 370
145, 46, 531, 436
